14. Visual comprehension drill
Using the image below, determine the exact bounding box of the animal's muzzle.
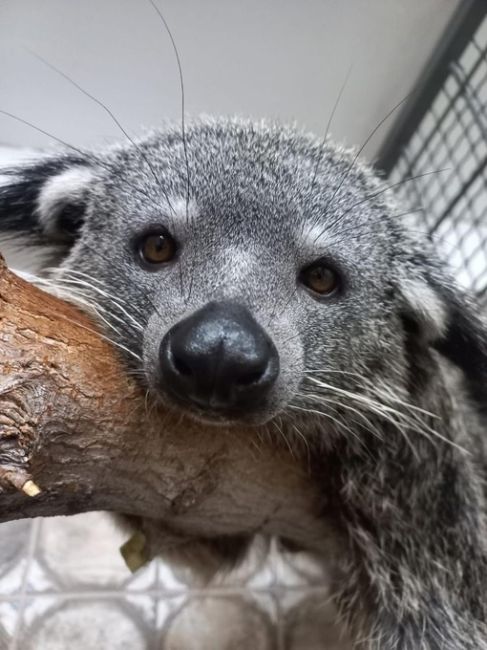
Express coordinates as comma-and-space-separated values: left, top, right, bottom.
159, 301, 279, 415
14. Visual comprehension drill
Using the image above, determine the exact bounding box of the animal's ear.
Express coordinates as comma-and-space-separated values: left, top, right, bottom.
399, 250, 487, 413
0, 155, 96, 242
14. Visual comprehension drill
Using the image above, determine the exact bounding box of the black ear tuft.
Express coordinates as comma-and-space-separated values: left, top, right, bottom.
0, 155, 93, 241
52, 201, 86, 238
429, 275, 487, 414
401, 248, 487, 415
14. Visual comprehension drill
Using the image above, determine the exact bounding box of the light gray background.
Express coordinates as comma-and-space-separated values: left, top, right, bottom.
0, 0, 460, 159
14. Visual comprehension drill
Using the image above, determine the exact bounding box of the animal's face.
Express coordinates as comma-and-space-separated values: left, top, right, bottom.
60, 120, 407, 426
2, 118, 487, 430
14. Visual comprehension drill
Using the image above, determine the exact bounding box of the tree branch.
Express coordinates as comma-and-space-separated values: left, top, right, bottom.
0, 255, 329, 561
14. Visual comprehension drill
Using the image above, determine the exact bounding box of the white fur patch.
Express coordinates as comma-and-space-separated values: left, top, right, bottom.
36, 167, 94, 235
402, 278, 448, 340
166, 197, 198, 224
301, 223, 331, 248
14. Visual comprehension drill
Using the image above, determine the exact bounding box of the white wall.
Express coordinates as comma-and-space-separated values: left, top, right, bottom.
0, 0, 460, 160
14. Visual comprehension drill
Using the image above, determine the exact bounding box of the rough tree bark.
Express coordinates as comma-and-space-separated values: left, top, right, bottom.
0, 254, 330, 565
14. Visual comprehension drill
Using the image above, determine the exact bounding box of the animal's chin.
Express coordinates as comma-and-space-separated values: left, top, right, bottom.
184, 409, 248, 427
155, 388, 276, 427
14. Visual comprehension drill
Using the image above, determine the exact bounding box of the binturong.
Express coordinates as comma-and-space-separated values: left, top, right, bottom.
2, 117, 487, 649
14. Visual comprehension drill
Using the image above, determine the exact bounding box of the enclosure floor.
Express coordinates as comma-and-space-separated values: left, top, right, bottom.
0, 513, 351, 649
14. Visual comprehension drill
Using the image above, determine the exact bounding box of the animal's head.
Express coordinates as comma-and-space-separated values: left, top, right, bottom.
1, 118, 486, 431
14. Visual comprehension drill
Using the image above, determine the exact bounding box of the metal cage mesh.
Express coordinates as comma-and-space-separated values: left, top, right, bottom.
383, 9, 487, 300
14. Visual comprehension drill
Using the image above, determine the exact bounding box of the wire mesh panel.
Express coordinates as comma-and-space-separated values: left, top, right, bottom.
378, 3, 487, 300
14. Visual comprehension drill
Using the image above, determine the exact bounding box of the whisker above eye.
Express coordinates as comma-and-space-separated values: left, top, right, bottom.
27, 49, 177, 216
333, 168, 450, 228
309, 64, 353, 196
0, 107, 152, 203
146, 0, 192, 302
310, 169, 448, 245
317, 92, 412, 239
146, 0, 190, 207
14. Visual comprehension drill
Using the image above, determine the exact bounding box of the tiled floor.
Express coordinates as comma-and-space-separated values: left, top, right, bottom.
0, 513, 351, 649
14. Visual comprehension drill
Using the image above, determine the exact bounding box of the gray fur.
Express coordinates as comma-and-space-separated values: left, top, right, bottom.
2, 117, 487, 648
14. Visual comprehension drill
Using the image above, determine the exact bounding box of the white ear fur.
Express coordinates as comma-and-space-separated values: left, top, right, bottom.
36, 167, 94, 235
401, 277, 448, 341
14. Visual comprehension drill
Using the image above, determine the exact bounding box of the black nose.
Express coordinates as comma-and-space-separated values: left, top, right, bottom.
159, 302, 279, 414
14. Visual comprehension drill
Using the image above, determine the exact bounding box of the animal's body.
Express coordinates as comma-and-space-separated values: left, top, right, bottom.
2, 118, 487, 648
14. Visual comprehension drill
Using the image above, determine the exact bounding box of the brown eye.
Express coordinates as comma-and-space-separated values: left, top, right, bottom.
300, 263, 340, 296
137, 229, 177, 267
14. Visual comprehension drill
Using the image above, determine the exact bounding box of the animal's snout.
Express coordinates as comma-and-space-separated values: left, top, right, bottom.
159, 301, 279, 415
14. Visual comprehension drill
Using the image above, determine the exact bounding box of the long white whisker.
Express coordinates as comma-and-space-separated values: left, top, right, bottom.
273, 417, 296, 459
52, 311, 143, 363
303, 377, 468, 455
52, 282, 144, 336
303, 369, 440, 420
50, 274, 145, 332
48, 268, 147, 323
289, 403, 366, 450
298, 392, 383, 442
288, 421, 311, 466
307, 377, 430, 426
